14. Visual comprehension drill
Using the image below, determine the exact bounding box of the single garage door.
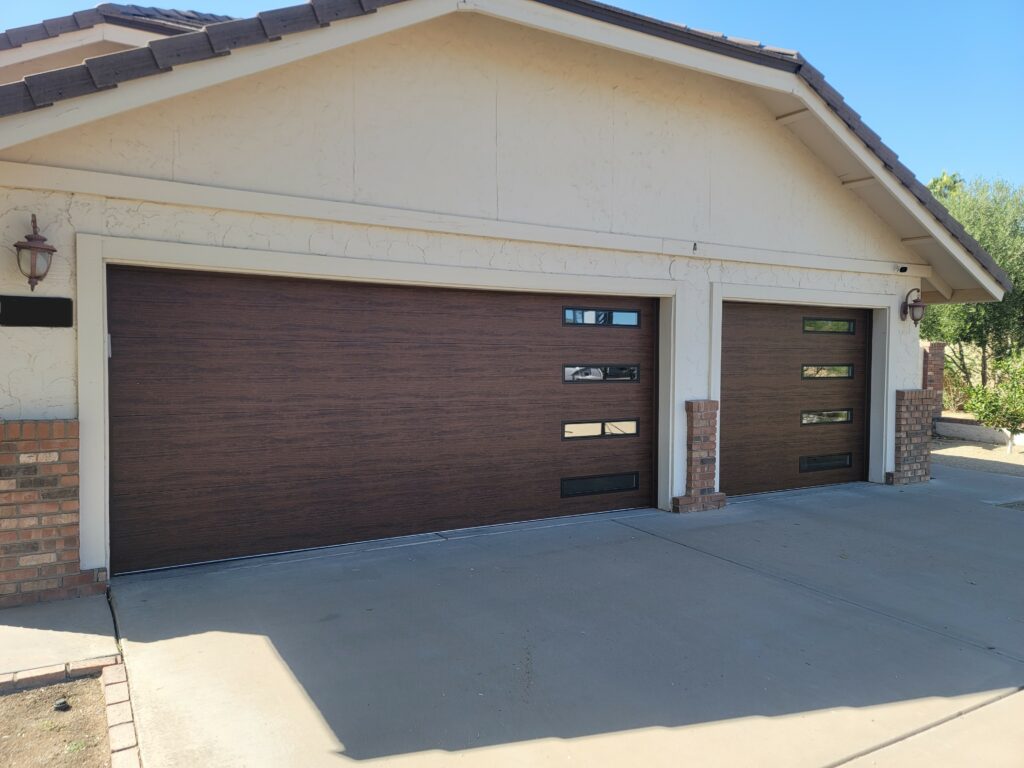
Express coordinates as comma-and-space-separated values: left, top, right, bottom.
720, 302, 870, 496
107, 266, 657, 573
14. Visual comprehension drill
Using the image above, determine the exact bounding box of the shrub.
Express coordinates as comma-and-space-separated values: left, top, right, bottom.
965, 355, 1024, 451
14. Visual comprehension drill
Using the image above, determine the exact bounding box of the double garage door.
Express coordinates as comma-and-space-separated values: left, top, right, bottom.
107, 267, 658, 573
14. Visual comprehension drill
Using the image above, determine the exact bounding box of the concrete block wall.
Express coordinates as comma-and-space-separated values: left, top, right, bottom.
0, 420, 107, 608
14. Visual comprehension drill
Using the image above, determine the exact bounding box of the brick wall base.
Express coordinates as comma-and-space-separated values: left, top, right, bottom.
673, 400, 727, 513
887, 390, 933, 485
0, 420, 107, 609
921, 341, 945, 423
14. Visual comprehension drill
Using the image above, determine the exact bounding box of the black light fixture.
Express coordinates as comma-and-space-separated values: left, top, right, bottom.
900, 287, 927, 326
13, 215, 56, 291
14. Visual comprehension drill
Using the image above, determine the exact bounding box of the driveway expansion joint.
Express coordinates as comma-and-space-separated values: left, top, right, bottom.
612, 518, 1024, 667
825, 686, 1024, 767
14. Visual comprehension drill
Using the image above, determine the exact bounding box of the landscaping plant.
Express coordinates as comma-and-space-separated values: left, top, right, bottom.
965, 355, 1024, 453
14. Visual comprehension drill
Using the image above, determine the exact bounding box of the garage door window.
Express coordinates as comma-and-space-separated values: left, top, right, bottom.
564, 308, 640, 326
801, 409, 853, 425
801, 364, 854, 379
564, 364, 640, 382
561, 472, 640, 497
803, 318, 855, 334
563, 419, 638, 439
799, 453, 853, 472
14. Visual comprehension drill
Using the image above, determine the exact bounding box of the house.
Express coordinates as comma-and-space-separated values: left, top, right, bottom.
0, 0, 1009, 603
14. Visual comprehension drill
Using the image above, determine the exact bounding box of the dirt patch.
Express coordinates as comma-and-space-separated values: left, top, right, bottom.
0, 676, 109, 768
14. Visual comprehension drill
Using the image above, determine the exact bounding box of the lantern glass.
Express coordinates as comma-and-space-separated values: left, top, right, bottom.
17, 247, 52, 283
910, 302, 926, 324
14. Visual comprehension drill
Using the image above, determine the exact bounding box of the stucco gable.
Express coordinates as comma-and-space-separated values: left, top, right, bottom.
0, 0, 1007, 300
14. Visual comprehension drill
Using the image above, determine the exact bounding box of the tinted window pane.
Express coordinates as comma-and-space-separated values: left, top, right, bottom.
564, 365, 640, 382
563, 422, 603, 438
801, 409, 853, 425
799, 453, 853, 472
564, 308, 640, 326
561, 472, 640, 497
563, 420, 639, 439
801, 364, 854, 379
604, 420, 638, 435
803, 318, 855, 334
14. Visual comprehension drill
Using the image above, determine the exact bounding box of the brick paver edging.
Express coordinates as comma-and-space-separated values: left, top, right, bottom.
0, 654, 142, 767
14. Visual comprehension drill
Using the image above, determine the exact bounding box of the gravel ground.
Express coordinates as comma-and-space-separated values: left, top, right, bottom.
0, 677, 109, 768
931, 437, 1024, 478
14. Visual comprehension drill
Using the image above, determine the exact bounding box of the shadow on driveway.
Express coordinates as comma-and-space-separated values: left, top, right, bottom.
108, 464, 1024, 767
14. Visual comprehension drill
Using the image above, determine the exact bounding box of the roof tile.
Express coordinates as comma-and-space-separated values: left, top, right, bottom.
149, 30, 221, 69
6, 24, 51, 48
312, 0, 368, 24
258, 5, 325, 38
206, 18, 273, 52
24, 65, 102, 107
72, 10, 106, 29
86, 46, 168, 88
0, 82, 37, 117
43, 16, 83, 37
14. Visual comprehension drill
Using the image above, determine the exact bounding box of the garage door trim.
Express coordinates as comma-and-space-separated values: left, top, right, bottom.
76, 233, 679, 572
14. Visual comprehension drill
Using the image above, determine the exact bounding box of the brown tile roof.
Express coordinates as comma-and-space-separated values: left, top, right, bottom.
0, 4, 235, 50
0, 0, 1010, 292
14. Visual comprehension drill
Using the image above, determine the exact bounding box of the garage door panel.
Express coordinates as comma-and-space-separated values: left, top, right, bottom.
720, 302, 869, 496
111, 467, 654, 572
107, 266, 657, 572
109, 416, 654, 494
108, 272, 648, 347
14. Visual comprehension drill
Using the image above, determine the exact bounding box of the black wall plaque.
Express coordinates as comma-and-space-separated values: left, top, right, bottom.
0, 295, 73, 327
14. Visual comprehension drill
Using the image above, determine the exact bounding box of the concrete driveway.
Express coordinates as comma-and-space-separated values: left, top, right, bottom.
110, 463, 1024, 767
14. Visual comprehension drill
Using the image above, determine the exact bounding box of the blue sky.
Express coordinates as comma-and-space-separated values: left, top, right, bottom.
3, 1, 1022, 184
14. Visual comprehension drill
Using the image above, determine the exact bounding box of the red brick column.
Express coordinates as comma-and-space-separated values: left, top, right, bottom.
886, 391, 933, 485
921, 341, 945, 422
673, 400, 727, 513
0, 420, 107, 609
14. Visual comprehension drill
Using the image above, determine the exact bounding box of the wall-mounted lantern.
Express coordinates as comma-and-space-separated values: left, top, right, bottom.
13, 215, 56, 291
900, 287, 927, 327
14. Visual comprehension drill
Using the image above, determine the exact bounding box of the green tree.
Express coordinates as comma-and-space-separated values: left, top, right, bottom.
965, 355, 1024, 453
920, 174, 1024, 386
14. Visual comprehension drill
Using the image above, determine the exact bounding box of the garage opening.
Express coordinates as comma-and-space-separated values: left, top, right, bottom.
720, 302, 870, 495
106, 266, 658, 573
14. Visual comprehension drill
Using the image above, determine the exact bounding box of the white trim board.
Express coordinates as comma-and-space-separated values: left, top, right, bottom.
75, 233, 684, 570
1, 161, 933, 280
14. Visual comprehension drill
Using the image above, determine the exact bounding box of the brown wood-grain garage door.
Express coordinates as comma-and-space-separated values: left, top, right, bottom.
107, 266, 657, 573
720, 302, 870, 496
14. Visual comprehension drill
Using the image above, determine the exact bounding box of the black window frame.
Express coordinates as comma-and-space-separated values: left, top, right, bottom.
560, 471, 641, 498
802, 317, 856, 335
562, 364, 641, 383
800, 409, 854, 426
799, 453, 853, 473
562, 306, 642, 328
801, 364, 855, 380
561, 418, 640, 440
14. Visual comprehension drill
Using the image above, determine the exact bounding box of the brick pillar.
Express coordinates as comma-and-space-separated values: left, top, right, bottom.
922, 341, 945, 422
0, 420, 107, 609
673, 400, 727, 513
886, 391, 933, 485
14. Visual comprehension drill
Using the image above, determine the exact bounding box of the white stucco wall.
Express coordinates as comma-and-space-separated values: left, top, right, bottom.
0, 11, 928, 567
